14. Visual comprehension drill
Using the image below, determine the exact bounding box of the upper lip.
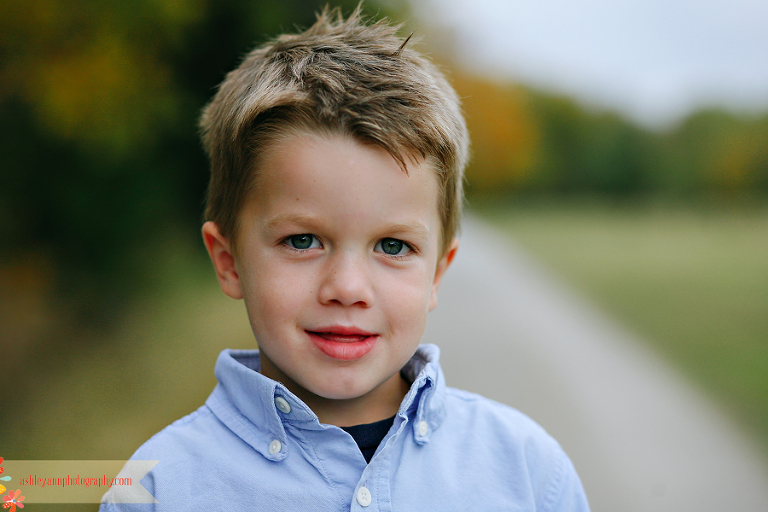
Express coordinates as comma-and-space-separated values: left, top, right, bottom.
307, 325, 376, 336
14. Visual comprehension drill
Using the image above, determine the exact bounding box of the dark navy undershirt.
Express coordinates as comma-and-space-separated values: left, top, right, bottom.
341, 415, 396, 463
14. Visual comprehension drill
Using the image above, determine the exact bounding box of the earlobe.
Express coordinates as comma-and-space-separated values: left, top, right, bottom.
429, 238, 458, 311
202, 221, 243, 300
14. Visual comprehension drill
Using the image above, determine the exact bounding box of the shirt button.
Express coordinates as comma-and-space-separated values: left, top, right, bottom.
274, 396, 291, 414
418, 421, 428, 436
269, 439, 282, 455
356, 486, 372, 507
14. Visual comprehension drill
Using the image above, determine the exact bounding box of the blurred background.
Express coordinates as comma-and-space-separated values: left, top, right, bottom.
1, 0, 766, 509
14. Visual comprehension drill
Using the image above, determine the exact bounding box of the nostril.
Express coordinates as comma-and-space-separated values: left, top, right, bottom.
317, 262, 374, 307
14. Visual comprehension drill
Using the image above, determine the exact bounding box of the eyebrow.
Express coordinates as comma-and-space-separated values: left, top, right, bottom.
262, 214, 432, 241
378, 221, 431, 242
262, 213, 322, 234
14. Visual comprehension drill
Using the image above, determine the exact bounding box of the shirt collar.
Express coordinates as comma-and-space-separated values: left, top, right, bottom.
206, 344, 447, 458
397, 344, 447, 444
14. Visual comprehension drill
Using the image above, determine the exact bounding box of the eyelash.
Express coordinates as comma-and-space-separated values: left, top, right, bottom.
375, 237, 414, 259
281, 235, 414, 258
282, 234, 322, 252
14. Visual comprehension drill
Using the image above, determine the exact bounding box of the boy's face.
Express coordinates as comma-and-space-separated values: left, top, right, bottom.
203, 131, 456, 424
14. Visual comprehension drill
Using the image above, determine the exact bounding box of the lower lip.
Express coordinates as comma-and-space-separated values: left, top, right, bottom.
308, 332, 378, 360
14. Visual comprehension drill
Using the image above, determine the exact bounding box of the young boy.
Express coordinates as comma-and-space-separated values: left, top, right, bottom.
102, 7, 589, 511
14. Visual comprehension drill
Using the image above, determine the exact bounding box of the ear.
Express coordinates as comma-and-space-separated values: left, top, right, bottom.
429, 238, 458, 311
202, 221, 243, 299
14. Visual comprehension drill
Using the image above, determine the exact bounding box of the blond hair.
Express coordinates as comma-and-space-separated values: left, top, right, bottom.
200, 6, 469, 255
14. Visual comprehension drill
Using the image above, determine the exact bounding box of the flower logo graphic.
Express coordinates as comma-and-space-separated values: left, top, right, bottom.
0, 457, 25, 511
2, 489, 24, 511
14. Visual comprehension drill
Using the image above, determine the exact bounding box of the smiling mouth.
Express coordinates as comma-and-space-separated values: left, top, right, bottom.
309, 332, 372, 343
307, 329, 378, 360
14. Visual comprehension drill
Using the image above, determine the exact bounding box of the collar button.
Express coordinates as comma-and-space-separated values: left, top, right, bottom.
274, 396, 291, 414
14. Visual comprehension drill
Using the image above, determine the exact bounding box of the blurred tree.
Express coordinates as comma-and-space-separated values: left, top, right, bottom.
447, 71, 768, 201
451, 74, 539, 193
681, 110, 768, 193
525, 92, 654, 195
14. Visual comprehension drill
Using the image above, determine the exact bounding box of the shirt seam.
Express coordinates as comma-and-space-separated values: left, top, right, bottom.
137, 406, 211, 448
538, 444, 567, 512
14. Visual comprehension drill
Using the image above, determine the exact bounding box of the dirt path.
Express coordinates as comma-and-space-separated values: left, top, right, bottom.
422, 215, 768, 512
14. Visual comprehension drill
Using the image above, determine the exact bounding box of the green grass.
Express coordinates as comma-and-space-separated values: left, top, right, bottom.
473, 197, 768, 451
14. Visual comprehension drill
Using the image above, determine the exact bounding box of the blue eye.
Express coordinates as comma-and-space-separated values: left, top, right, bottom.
286, 234, 320, 250
376, 238, 411, 256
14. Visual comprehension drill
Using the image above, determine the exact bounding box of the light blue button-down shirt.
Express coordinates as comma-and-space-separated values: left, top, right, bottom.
101, 344, 589, 511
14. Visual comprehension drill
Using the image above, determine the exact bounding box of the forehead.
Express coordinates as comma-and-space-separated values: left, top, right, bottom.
245, 130, 442, 230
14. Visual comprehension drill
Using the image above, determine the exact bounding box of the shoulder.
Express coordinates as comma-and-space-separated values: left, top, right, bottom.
131, 405, 222, 460
101, 405, 236, 511
444, 386, 554, 445
437, 388, 590, 511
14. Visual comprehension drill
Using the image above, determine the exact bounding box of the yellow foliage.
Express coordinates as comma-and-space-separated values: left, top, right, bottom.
709, 129, 768, 190
28, 30, 173, 148
451, 74, 540, 192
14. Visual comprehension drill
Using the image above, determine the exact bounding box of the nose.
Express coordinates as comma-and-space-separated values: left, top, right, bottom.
318, 251, 374, 307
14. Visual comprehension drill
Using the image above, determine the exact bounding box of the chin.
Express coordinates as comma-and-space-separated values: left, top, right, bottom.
312, 383, 373, 401
308, 372, 383, 400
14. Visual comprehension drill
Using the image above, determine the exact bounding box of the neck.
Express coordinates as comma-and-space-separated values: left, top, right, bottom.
305, 373, 410, 427
259, 354, 411, 427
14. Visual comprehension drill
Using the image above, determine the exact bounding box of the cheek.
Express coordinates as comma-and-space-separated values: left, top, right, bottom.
241, 262, 317, 326
380, 267, 433, 329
